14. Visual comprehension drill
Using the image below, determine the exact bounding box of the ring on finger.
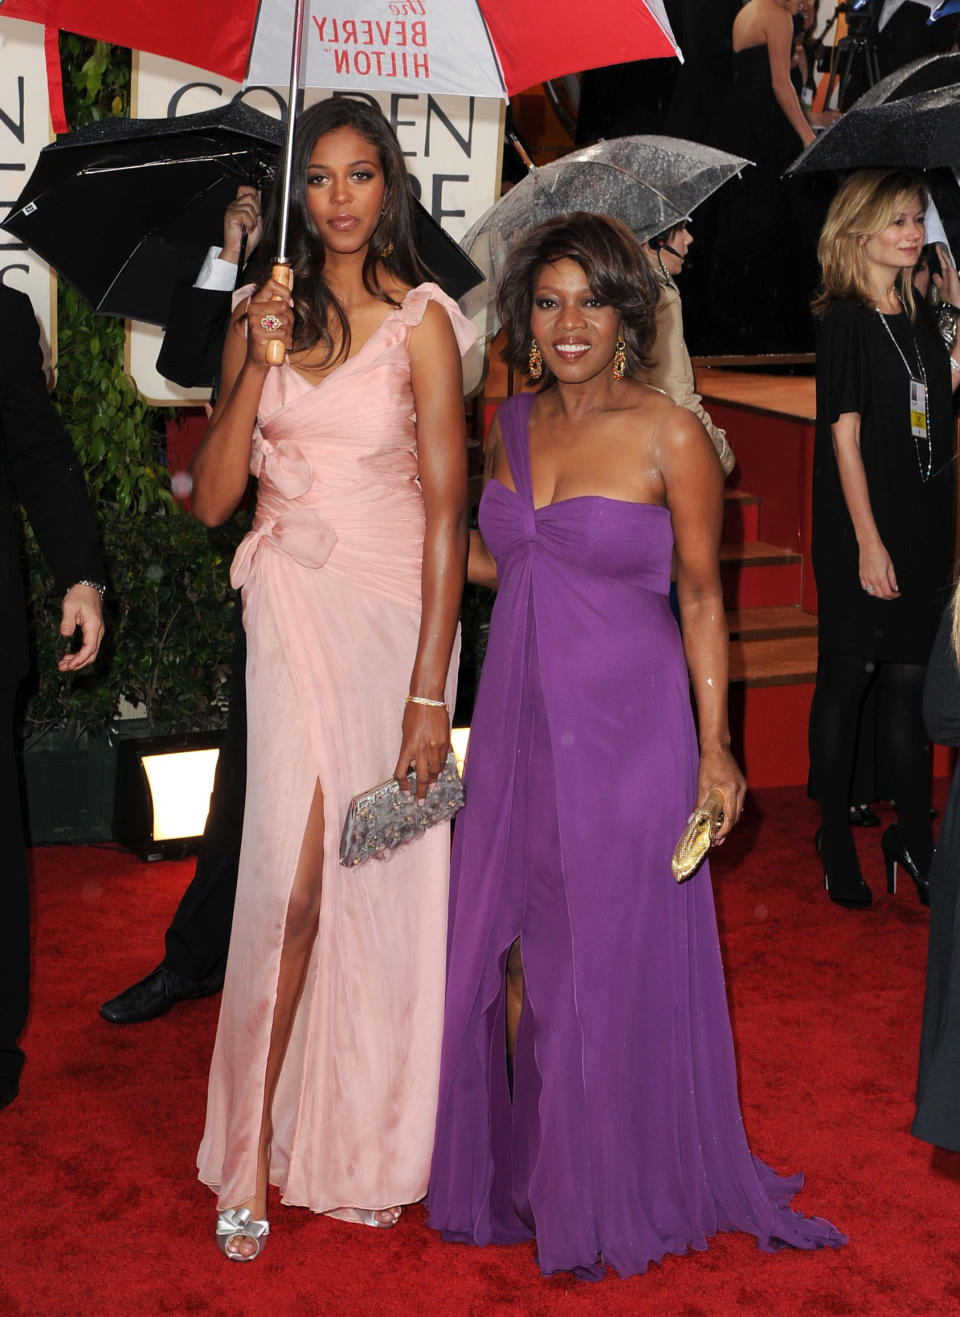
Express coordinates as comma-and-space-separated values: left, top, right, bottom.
865, 584, 874, 593
260, 312, 283, 333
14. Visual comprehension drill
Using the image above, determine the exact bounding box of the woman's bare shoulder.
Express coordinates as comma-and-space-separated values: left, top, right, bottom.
407, 295, 462, 362
733, 0, 787, 48
618, 377, 684, 419
604, 381, 706, 467
619, 382, 710, 455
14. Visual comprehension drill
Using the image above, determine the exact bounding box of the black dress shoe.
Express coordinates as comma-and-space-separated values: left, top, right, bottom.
848, 803, 881, 828
0, 1081, 19, 1110
99, 964, 224, 1024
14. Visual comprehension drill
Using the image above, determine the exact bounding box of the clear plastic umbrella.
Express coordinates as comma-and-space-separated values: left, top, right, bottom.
460, 136, 751, 327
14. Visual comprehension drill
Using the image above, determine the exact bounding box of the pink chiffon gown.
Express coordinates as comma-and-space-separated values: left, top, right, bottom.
197, 283, 476, 1217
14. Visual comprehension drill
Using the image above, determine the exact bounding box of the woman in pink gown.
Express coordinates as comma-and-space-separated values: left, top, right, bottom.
190, 99, 474, 1259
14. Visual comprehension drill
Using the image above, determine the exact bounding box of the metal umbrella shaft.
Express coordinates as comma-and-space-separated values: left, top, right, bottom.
267, 0, 308, 365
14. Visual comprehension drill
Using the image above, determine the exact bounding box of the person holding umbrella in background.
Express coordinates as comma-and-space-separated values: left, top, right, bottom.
99, 184, 264, 1027
157, 185, 264, 391
642, 219, 735, 476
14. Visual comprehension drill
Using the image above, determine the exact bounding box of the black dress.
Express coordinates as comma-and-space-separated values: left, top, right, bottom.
691, 46, 823, 355
812, 299, 955, 665
716, 45, 798, 173
914, 603, 960, 1152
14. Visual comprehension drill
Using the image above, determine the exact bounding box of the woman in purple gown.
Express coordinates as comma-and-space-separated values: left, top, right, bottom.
427, 213, 845, 1279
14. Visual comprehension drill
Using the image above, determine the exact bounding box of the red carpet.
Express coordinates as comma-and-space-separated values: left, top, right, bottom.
4, 784, 959, 1316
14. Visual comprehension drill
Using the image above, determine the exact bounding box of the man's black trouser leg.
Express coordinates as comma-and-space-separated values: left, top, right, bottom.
162, 615, 247, 984
0, 682, 27, 1090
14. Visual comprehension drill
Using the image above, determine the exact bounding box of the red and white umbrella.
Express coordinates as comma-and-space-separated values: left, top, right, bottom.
0, 0, 680, 100
2, 0, 681, 359
247, 1, 680, 99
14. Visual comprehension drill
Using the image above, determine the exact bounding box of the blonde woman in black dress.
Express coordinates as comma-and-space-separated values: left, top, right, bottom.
808, 170, 960, 908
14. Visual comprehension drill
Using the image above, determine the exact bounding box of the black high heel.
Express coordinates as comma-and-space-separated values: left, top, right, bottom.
815, 828, 873, 908
881, 825, 930, 906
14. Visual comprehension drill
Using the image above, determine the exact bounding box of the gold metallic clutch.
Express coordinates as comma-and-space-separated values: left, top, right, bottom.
671, 788, 725, 883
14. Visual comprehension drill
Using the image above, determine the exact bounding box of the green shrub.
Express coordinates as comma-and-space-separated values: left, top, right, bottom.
18, 38, 243, 741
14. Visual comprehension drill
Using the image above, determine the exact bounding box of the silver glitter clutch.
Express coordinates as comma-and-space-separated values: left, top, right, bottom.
339, 749, 465, 868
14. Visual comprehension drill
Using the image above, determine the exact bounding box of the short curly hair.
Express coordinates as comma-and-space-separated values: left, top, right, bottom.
497, 212, 659, 385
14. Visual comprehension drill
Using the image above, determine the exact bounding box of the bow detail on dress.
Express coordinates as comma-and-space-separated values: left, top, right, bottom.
231, 509, 338, 589
249, 433, 313, 499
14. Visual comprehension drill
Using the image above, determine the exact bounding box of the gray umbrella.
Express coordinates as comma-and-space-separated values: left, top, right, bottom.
460, 135, 751, 322
786, 54, 960, 177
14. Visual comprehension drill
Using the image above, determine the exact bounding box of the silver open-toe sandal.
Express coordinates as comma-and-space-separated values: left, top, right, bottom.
216, 1207, 270, 1261
352, 1206, 401, 1228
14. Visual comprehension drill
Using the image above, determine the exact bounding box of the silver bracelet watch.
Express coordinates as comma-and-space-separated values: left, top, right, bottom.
64, 579, 106, 600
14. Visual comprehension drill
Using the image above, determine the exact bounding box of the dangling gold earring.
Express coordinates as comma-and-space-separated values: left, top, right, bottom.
528, 338, 543, 380
612, 337, 626, 381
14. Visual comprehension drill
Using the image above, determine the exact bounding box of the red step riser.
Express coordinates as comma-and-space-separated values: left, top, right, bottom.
730, 682, 812, 787
732, 684, 956, 788
721, 561, 802, 610
722, 501, 760, 543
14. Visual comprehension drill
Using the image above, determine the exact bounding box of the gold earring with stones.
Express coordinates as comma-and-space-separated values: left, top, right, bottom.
612, 337, 626, 380
528, 338, 543, 379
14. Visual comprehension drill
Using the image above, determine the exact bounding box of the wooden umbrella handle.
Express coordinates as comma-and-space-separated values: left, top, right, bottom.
265, 262, 293, 366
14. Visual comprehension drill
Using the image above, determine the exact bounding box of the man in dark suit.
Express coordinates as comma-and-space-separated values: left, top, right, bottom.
100, 187, 258, 1024
157, 184, 260, 391
1, 284, 105, 1108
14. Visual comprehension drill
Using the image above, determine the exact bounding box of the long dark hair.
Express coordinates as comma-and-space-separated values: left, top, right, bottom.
497, 212, 659, 386
254, 97, 429, 364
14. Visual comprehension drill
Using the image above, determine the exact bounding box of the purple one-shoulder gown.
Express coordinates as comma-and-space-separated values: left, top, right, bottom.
427, 394, 845, 1279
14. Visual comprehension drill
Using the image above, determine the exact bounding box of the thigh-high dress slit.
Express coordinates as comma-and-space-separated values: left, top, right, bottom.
198, 284, 475, 1216
427, 392, 846, 1278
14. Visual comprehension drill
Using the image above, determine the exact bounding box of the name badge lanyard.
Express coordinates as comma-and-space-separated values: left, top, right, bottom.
876, 306, 932, 482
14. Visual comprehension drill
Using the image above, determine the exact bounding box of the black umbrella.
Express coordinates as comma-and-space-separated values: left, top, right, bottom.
786, 54, 960, 177
853, 50, 960, 104
3, 98, 482, 325
4, 100, 282, 325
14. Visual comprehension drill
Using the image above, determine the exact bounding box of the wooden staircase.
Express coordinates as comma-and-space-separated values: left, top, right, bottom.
719, 484, 819, 788
697, 369, 824, 786
722, 488, 818, 687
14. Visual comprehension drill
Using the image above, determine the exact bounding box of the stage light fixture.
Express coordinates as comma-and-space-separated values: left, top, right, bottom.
113, 732, 222, 861
451, 726, 470, 777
